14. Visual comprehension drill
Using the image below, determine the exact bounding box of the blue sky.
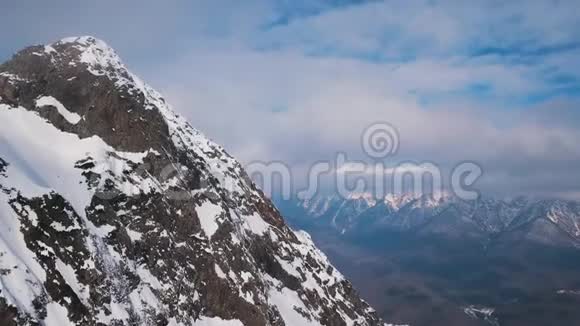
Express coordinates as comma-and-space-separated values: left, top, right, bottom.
2, 0, 580, 199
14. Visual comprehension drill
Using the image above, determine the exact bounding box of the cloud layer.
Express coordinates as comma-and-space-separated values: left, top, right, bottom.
2, 0, 580, 199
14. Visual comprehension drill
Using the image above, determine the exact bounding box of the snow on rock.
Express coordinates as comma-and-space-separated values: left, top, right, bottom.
188, 317, 244, 326
195, 200, 223, 238
464, 305, 499, 326
35, 96, 82, 124
0, 193, 47, 318
45, 302, 75, 326
0, 104, 155, 219
57, 36, 128, 82
265, 275, 318, 326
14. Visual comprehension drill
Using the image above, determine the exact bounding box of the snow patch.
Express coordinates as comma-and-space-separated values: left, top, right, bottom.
266, 276, 318, 326
36, 96, 81, 124
195, 200, 222, 238
55, 258, 90, 304
214, 264, 227, 280
0, 193, 47, 317
44, 301, 74, 326
190, 316, 244, 326
242, 212, 270, 235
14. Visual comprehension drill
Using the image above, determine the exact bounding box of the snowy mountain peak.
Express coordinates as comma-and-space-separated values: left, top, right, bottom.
57, 35, 111, 48
50, 36, 124, 73
384, 193, 416, 210
0, 40, 391, 325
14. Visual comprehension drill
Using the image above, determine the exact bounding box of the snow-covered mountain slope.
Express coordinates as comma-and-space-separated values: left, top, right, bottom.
283, 192, 580, 246
0, 36, 393, 326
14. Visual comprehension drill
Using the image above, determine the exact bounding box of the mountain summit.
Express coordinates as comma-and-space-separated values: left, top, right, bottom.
0, 37, 391, 326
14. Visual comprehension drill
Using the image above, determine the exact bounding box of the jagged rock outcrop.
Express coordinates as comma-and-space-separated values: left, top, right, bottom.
0, 36, 392, 326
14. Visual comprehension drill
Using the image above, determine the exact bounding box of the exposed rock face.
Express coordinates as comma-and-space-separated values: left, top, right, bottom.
0, 37, 391, 326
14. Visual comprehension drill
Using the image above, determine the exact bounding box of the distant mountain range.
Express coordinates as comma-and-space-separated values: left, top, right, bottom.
277, 192, 580, 248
